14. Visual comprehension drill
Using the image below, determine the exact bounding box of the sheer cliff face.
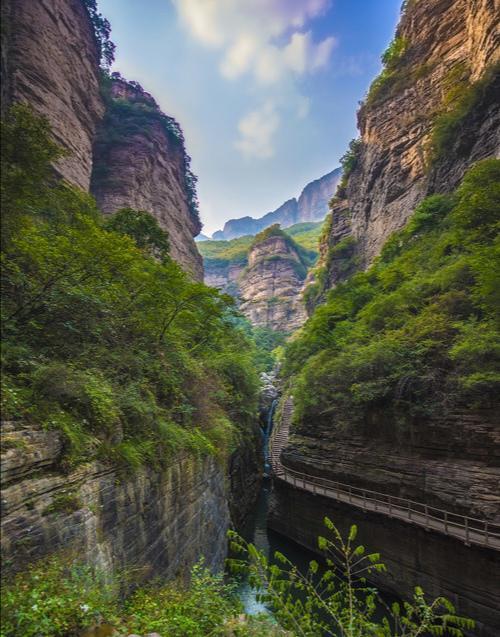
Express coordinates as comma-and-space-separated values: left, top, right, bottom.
2, 3, 203, 280
1, 0, 104, 191
91, 80, 203, 280
239, 235, 308, 332
322, 0, 500, 285
297, 169, 341, 222
213, 169, 341, 240
1, 421, 230, 580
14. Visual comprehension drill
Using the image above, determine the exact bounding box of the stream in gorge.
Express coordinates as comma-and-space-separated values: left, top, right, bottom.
235, 370, 400, 628
234, 369, 321, 617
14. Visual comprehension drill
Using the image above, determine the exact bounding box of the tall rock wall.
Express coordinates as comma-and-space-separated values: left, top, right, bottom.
320, 0, 500, 289
238, 234, 308, 332
1, 1, 203, 280
1, 0, 104, 191
282, 410, 500, 521
297, 169, 341, 222
91, 78, 203, 280
1, 420, 230, 580
272, 3, 500, 631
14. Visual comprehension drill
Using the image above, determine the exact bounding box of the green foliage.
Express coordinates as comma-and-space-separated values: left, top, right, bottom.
2, 524, 472, 637
252, 327, 287, 371
337, 138, 362, 196
83, 0, 115, 68
251, 225, 317, 272
429, 62, 500, 162
198, 235, 254, 268
381, 36, 407, 67
123, 561, 241, 636
0, 554, 120, 637
0, 556, 286, 637
105, 207, 170, 260
229, 518, 474, 637
198, 221, 324, 271
303, 236, 359, 311
284, 160, 500, 431
327, 236, 358, 276
252, 223, 289, 244
285, 221, 324, 253
365, 36, 409, 105
42, 491, 82, 516
1, 105, 259, 470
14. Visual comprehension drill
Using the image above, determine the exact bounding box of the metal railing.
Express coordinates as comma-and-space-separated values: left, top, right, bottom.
270, 398, 500, 551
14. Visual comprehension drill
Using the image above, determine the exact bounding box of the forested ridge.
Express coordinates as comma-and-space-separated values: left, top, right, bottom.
283, 160, 500, 431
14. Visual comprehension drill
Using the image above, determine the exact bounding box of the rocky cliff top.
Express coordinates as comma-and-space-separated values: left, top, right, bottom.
91, 76, 203, 279
238, 227, 310, 331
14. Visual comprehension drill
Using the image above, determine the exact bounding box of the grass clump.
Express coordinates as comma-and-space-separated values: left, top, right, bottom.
336, 138, 362, 197
365, 36, 409, 105
123, 561, 241, 637
43, 491, 82, 516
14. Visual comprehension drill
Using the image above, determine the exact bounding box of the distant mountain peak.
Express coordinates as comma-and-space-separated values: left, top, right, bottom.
212, 168, 341, 241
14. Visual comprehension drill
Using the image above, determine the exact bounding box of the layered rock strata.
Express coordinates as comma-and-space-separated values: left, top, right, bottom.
320, 0, 500, 288
1, 1, 203, 279
283, 410, 500, 520
1, 0, 104, 190
91, 78, 203, 280
228, 423, 263, 530
1, 420, 230, 579
204, 262, 245, 296
238, 234, 308, 331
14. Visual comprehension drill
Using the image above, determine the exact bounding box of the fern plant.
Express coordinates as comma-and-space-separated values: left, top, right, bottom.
228, 518, 474, 637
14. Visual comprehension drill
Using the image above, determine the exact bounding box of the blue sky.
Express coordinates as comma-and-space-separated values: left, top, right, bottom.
97, 0, 402, 235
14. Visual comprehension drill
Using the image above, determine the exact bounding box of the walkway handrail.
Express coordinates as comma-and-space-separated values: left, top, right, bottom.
270, 397, 500, 550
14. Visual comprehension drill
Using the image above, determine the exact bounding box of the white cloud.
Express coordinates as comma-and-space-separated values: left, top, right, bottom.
284, 31, 335, 74
235, 102, 280, 159
171, 0, 336, 85
170, 0, 336, 159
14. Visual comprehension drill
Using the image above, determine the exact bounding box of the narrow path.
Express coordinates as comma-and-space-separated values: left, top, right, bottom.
270, 397, 500, 551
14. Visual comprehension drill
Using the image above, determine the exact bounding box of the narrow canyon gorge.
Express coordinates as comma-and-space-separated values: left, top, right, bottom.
1, 0, 499, 636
